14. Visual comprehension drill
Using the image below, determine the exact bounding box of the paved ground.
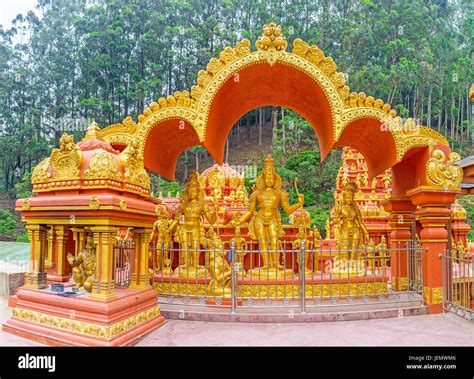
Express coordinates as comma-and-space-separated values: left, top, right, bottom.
0, 296, 473, 346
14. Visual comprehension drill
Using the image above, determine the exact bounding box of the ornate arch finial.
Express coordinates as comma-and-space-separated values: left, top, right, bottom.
256, 22, 288, 65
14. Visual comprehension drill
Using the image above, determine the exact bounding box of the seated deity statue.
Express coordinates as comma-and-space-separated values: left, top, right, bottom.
67, 234, 96, 292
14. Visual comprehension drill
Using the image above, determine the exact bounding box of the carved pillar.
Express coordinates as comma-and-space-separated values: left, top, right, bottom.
408, 187, 459, 313
45, 225, 54, 269
24, 224, 48, 289
89, 226, 118, 301
130, 228, 152, 290
44, 225, 71, 283
71, 227, 86, 256
381, 198, 416, 291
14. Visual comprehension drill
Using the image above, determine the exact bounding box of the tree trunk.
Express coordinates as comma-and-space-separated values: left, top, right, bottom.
225, 137, 229, 163
258, 108, 263, 146
237, 119, 240, 150
246, 113, 251, 140
427, 89, 432, 127
450, 93, 455, 139
184, 150, 188, 180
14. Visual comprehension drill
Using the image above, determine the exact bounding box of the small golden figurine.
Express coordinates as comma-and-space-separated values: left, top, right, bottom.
376, 235, 389, 267
173, 172, 217, 278
293, 226, 312, 277
67, 234, 96, 292
325, 218, 331, 240
229, 226, 248, 272
366, 239, 376, 273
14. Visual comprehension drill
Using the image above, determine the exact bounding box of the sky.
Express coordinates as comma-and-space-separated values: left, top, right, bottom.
0, 0, 38, 29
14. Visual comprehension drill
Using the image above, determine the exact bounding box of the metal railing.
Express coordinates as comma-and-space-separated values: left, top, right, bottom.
149, 239, 424, 313
442, 248, 474, 320
113, 239, 133, 287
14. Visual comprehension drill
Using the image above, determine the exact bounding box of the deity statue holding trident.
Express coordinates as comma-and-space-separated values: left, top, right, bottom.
230, 155, 304, 272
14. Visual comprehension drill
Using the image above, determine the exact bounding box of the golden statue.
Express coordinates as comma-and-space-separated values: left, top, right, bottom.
333, 182, 369, 259
311, 225, 322, 247
207, 249, 233, 297
325, 218, 331, 240
376, 235, 389, 267
173, 172, 217, 277
204, 226, 224, 250
230, 155, 303, 275
382, 169, 391, 189
67, 234, 96, 292
293, 226, 312, 277
366, 239, 376, 273
230, 226, 248, 271
150, 206, 176, 274
371, 178, 378, 189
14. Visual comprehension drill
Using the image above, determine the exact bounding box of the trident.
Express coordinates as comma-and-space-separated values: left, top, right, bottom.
293, 177, 307, 239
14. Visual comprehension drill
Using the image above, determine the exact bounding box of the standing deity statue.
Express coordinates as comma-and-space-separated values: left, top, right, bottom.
230, 226, 248, 271
67, 234, 96, 292
150, 206, 176, 274
173, 172, 217, 277
230, 155, 304, 274
333, 182, 370, 260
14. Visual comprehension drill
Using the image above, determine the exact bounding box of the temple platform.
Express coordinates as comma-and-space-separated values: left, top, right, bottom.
2, 286, 165, 346
157, 293, 427, 323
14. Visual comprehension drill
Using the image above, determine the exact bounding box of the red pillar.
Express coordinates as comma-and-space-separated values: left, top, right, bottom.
381, 198, 416, 291
408, 187, 459, 314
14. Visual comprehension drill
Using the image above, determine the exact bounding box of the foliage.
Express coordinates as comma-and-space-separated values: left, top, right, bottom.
16, 233, 30, 243
150, 173, 184, 197
458, 195, 474, 241
0, 210, 16, 236
15, 171, 34, 199
308, 208, 331, 239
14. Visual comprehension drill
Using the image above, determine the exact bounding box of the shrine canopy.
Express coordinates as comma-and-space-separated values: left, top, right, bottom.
101, 23, 451, 190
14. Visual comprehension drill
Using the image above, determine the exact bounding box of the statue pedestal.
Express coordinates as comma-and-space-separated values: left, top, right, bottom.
173, 266, 208, 278
331, 258, 365, 277
246, 267, 294, 280
2, 286, 165, 346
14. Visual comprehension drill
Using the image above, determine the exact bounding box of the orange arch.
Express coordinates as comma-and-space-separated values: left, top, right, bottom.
143, 119, 200, 179
203, 62, 335, 163
334, 118, 398, 178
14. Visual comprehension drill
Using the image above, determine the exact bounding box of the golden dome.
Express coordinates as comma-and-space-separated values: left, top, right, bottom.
30, 123, 150, 197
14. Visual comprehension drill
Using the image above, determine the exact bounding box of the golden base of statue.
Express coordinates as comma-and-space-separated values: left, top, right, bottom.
331, 257, 365, 277
299, 267, 314, 278
208, 286, 232, 297
173, 265, 208, 278
246, 266, 294, 280
162, 266, 174, 275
